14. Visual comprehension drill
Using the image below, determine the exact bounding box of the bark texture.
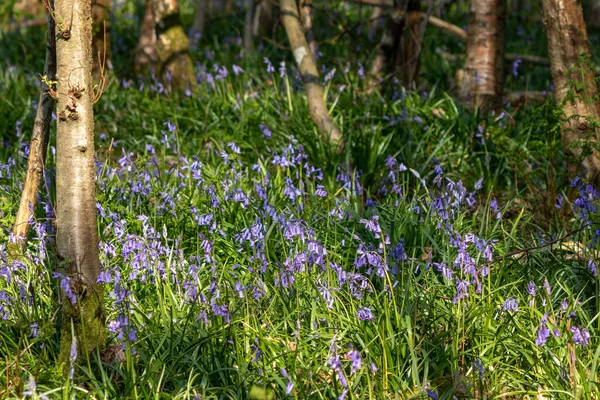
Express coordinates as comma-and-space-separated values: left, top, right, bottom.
244, 0, 256, 51
54, 0, 105, 366
137, 0, 195, 91
92, 0, 111, 76
542, 0, 600, 181
14, 0, 41, 16
11, 0, 56, 253
135, 0, 157, 73
367, 0, 422, 90
191, 0, 210, 36
280, 0, 343, 149
591, 0, 600, 28
458, 0, 506, 111
252, 0, 273, 42
299, 0, 318, 58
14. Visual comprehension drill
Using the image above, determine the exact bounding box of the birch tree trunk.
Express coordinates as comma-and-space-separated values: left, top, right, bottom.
11, 0, 56, 254
136, 0, 195, 91
280, 0, 343, 149
54, 0, 106, 366
92, 0, 111, 77
542, 0, 600, 181
458, 0, 506, 111
299, 0, 318, 58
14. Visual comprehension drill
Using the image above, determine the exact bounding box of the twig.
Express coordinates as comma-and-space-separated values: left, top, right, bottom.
486, 225, 590, 266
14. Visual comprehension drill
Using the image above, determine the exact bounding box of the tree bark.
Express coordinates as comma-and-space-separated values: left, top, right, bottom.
191, 0, 210, 36
14, 0, 41, 16
541, 0, 600, 181
135, 0, 157, 73
458, 0, 506, 111
54, 0, 106, 367
244, 0, 255, 51
367, 0, 422, 90
396, 0, 421, 87
11, 0, 56, 254
280, 0, 343, 149
299, 0, 318, 58
591, 0, 600, 28
142, 0, 196, 91
252, 0, 274, 41
92, 0, 111, 77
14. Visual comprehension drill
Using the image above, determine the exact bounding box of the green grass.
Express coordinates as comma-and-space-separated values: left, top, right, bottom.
1, 1, 600, 399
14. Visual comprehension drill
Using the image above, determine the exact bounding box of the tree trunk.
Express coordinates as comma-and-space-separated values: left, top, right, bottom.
367, 8, 403, 91
252, 0, 273, 42
396, 0, 421, 87
368, 0, 384, 40
299, 0, 318, 59
367, 0, 422, 91
590, 0, 600, 28
191, 0, 210, 36
458, 0, 506, 111
244, 0, 255, 51
10, 0, 56, 254
54, 0, 106, 367
135, 0, 157, 74
14, 0, 41, 16
541, 0, 600, 181
280, 0, 343, 149
92, 0, 112, 77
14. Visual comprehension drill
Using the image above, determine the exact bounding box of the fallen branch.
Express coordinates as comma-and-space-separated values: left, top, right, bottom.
505, 90, 547, 105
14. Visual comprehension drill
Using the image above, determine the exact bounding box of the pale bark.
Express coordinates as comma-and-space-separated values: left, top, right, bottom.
54, 0, 105, 365
11, 0, 56, 254
542, 0, 600, 181
92, 0, 111, 77
299, 0, 318, 58
280, 0, 343, 149
458, 0, 506, 111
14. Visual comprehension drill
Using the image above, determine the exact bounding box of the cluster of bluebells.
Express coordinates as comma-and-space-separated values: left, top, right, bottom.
1, 109, 600, 395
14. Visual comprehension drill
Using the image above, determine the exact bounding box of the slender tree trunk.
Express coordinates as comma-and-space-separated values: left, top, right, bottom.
367, 0, 422, 90
591, 0, 600, 28
244, 0, 255, 51
367, 8, 403, 91
14, 0, 41, 16
299, 0, 318, 58
368, 0, 384, 40
225, 0, 234, 12
136, 0, 196, 91
11, 0, 56, 254
92, 0, 112, 77
542, 0, 600, 181
135, 0, 157, 74
280, 0, 343, 149
191, 0, 210, 37
54, 0, 106, 367
458, 0, 506, 111
252, 0, 273, 42
396, 0, 421, 87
